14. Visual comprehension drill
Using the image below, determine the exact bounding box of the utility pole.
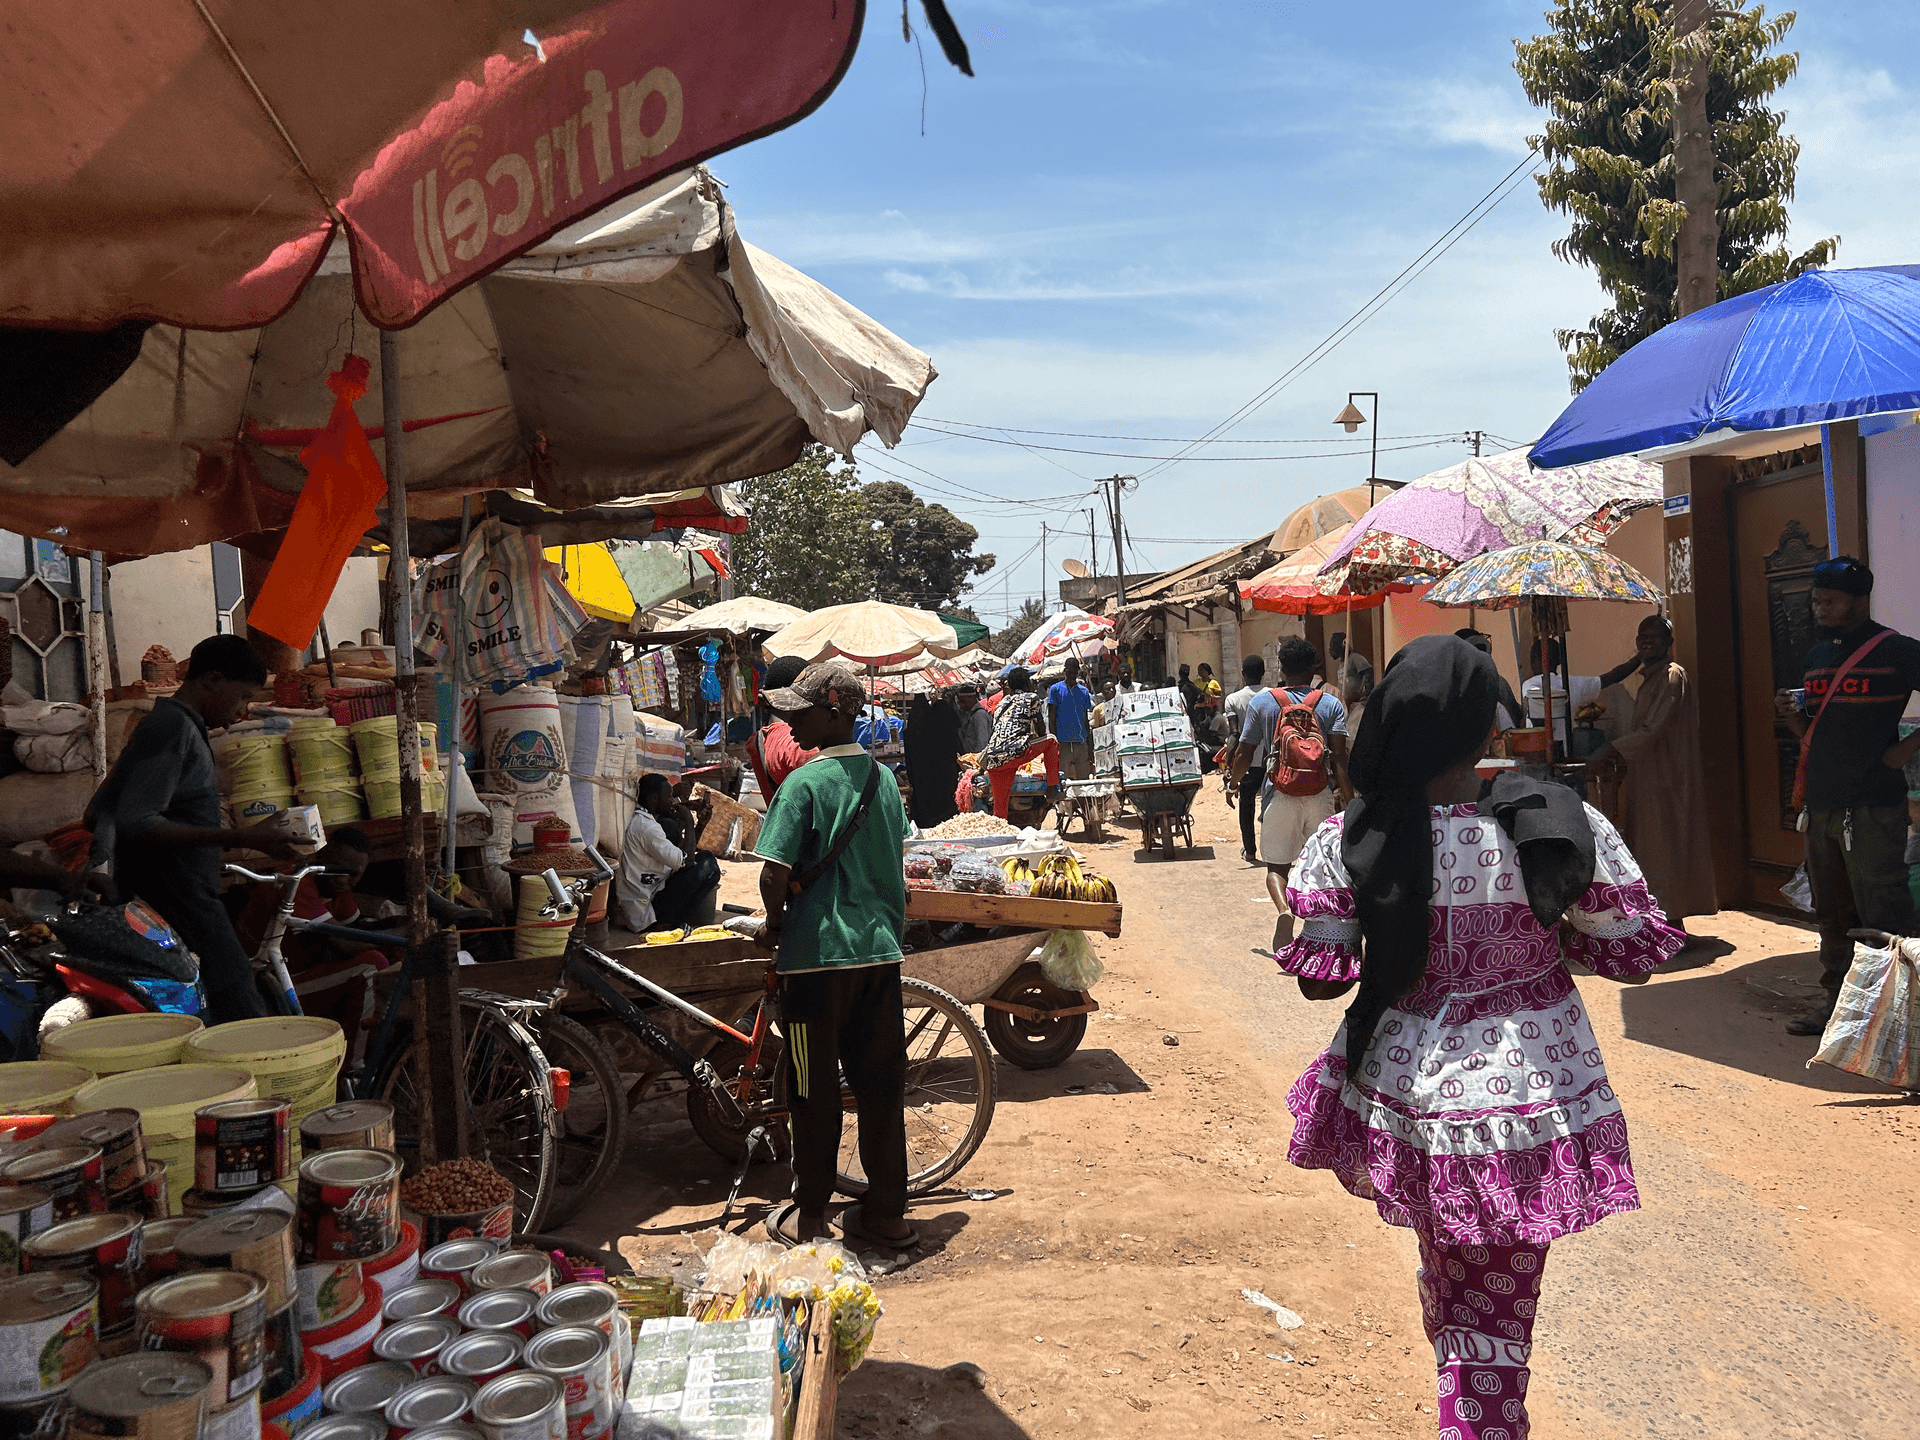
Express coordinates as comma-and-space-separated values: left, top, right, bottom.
1672, 0, 1719, 317
1097, 476, 1135, 609
1040, 523, 1048, 612
1086, 508, 1098, 587
1467, 430, 1484, 457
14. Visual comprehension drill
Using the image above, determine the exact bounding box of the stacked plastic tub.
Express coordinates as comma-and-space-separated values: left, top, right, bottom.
287, 717, 368, 828
349, 717, 444, 821
214, 723, 296, 824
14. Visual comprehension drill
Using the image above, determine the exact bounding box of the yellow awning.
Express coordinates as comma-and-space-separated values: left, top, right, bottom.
544, 542, 636, 624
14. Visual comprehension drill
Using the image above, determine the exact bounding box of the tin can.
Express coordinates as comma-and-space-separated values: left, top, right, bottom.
521, 1328, 610, 1416
382, 1379, 475, 1436
258, 1361, 320, 1440
382, 1280, 459, 1326
404, 1428, 482, 1440
35, 1112, 146, 1195
138, 1219, 199, 1281
295, 1153, 397, 1265
201, 1398, 261, 1440
258, 1304, 303, 1404
298, 1417, 383, 1440
469, 1373, 563, 1440
370, 1319, 458, 1378
533, 1285, 626, 1378
434, 1333, 521, 1387
467, 1252, 549, 1299
64, 1351, 212, 1440
180, 1188, 295, 1223
452, 1289, 536, 1339
134, 1270, 266, 1405
176, 1212, 296, 1314
0, 1273, 97, 1400
21, 1212, 144, 1349
363, 1223, 419, 1294
0, 1187, 55, 1278
108, 1161, 170, 1223
296, 1107, 393, 1158
296, 1281, 382, 1384
1, 1147, 107, 1222
0, 1393, 68, 1440
557, 1390, 611, 1440
195, 1101, 293, 1195
419, 1241, 498, 1297
319, 1362, 413, 1418
293, 1262, 361, 1332
413, 1200, 512, 1251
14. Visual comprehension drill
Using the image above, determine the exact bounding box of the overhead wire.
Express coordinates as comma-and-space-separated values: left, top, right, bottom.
907, 426, 1467, 462
916, 418, 1464, 444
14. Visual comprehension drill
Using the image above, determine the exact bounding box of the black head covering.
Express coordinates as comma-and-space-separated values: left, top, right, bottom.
1337, 635, 1599, 1078
1812, 556, 1872, 595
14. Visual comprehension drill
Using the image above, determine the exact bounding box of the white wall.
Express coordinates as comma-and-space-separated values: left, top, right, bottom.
1865, 420, 1920, 718
96, 551, 385, 673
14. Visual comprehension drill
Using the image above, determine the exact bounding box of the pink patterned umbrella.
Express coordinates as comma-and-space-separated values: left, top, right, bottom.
1317, 448, 1662, 597
1011, 610, 1114, 670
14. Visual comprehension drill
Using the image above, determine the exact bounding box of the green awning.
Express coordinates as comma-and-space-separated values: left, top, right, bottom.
939, 613, 991, 648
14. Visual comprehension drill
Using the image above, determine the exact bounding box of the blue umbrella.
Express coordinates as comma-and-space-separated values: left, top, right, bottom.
1530, 265, 1920, 542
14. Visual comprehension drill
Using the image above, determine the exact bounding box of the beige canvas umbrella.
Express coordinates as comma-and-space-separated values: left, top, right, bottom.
636, 595, 807, 647
764, 601, 960, 668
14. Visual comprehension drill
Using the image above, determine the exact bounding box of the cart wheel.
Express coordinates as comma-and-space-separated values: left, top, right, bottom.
984, 963, 1089, 1069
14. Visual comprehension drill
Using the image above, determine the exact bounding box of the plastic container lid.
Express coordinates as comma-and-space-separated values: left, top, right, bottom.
41, 1014, 205, 1075
72, 1066, 257, 1138
0, 1060, 96, 1113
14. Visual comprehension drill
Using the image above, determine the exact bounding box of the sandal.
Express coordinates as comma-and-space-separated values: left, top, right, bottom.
834, 1204, 918, 1252
764, 1202, 803, 1249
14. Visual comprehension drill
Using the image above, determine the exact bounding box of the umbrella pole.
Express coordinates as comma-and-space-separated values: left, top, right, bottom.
88, 553, 108, 783
1820, 422, 1840, 550
381, 329, 469, 1165
1539, 634, 1556, 762
445, 496, 471, 880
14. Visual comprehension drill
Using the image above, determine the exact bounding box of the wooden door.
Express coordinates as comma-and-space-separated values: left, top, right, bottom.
1731, 471, 1827, 892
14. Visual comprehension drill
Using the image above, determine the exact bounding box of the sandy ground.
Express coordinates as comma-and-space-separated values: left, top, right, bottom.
560, 783, 1920, 1438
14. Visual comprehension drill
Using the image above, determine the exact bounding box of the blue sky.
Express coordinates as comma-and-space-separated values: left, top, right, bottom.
714, 1, 1920, 624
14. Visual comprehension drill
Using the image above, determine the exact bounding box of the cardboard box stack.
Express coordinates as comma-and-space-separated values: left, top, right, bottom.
1109, 688, 1203, 787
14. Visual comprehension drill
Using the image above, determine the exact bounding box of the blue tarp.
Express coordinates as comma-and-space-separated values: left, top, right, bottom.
1530, 265, 1920, 469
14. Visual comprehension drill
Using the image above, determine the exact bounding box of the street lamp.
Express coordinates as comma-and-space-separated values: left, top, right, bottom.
1332, 392, 1381, 496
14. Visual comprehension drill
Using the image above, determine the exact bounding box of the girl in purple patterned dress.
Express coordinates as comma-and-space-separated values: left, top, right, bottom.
1275, 635, 1683, 1440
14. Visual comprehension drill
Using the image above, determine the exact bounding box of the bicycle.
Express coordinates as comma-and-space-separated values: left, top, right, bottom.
524, 852, 998, 1226
225, 862, 568, 1232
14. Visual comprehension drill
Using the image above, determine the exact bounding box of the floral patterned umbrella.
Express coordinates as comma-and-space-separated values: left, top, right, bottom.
1316, 447, 1662, 597
1011, 610, 1114, 669
1423, 540, 1665, 610
1239, 524, 1410, 615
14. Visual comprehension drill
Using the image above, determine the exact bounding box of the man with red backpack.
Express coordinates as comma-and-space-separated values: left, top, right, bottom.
1227, 636, 1352, 952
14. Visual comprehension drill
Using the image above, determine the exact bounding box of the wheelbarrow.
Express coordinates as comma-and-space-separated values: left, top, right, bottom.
903, 930, 1098, 1070
1127, 777, 1203, 858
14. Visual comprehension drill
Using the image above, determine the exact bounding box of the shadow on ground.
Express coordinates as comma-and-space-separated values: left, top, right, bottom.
1620, 947, 1894, 1095
836, 1361, 1033, 1439
994, 1047, 1151, 1103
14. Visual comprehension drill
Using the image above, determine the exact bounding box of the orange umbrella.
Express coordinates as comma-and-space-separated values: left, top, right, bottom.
1239, 524, 1410, 615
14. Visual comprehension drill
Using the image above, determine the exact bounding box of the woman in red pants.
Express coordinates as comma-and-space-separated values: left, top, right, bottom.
978, 668, 1060, 819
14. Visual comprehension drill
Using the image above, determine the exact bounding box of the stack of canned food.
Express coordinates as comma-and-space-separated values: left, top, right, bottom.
303, 1236, 635, 1440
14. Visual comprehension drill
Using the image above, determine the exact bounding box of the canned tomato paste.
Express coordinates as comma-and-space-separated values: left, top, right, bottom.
467, 1252, 550, 1298
296, 1106, 393, 1158
64, 1351, 213, 1440
420, 1240, 498, 1297
370, 1318, 459, 1378
36, 1112, 146, 1195
469, 1373, 563, 1440
435, 1332, 521, 1387
0, 1186, 54, 1278
134, 1270, 267, 1406
2, 1147, 107, 1221
195, 1100, 293, 1195
295, 1153, 398, 1265
383, 1378, 475, 1436
176, 1212, 296, 1315
0, 1272, 99, 1400
21, 1212, 144, 1350
318, 1361, 413, 1418
453, 1288, 536, 1339
382, 1280, 459, 1326
108, 1160, 170, 1223
293, 1261, 362, 1331
139, 1218, 199, 1281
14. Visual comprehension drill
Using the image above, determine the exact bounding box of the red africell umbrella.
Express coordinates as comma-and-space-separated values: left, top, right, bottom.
1238, 524, 1409, 615
0, 0, 860, 333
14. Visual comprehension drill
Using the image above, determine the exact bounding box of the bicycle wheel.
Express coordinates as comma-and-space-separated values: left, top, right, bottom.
525, 1011, 628, 1228
780, 977, 997, 1198
685, 1005, 790, 1164
378, 998, 558, 1233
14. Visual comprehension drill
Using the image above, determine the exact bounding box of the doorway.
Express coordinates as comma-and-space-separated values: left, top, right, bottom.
1731, 464, 1827, 902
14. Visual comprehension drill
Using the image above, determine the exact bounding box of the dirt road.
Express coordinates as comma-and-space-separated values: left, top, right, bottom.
569, 783, 1920, 1438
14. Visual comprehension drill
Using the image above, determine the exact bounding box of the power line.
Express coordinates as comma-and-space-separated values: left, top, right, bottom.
1137, 149, 1543, 480
856, 444, 1093, 511
917, 418, 1465, 445
911, 425, 1464, 463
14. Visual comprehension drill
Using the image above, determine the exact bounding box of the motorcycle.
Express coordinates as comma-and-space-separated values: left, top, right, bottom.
0, 897, 204, 1060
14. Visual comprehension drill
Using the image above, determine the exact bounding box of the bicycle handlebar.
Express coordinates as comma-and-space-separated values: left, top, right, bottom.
225, 863, 337, 885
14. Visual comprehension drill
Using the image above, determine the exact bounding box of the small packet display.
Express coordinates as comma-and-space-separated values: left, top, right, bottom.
828, 1280, 881, 1376
948, 854, 1008, 893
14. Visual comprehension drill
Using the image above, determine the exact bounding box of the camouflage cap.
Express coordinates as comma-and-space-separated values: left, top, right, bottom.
763, 660, 867, 717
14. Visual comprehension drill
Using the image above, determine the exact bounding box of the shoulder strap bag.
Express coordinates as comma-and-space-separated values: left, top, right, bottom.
1791, 628, 1894, 813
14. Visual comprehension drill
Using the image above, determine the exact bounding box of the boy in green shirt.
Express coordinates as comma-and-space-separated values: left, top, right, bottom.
754, 662, 916, 1250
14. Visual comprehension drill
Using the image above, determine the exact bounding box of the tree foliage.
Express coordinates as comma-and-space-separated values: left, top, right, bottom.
728, 445, 873, 611
989, 597, 1050, 659
1515, 1, 1837, 390
860, 480, 996, 610
727, 446, 996, 614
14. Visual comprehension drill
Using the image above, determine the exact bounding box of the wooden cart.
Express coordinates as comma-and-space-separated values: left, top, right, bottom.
1127, 777, 1204, 858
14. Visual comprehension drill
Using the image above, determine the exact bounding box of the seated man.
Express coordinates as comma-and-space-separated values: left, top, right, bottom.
978, 668, 1062, 819
617, 773, 723, 933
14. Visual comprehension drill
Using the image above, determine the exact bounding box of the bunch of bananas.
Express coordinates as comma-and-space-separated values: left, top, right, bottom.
1002, 853, 1117, 903
643, 924, 734, 945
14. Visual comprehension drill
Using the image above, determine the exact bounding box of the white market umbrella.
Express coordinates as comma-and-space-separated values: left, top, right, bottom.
764, 601, 960, 668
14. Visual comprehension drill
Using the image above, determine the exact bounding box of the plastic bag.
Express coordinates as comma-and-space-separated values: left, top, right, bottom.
1780, 865, 1815, 914
948, 855, 1007, 893
1037, 927, 1104, 990
1810, 937, 1920, 1090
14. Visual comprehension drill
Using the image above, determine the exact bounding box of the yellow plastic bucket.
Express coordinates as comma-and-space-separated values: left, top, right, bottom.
298, 786, 368, 827
513, 874, 575, 961
0, 1061, 97, 1115
289, 722, 358, 789
73, 1064, 257, 1214
216, 732, 294, 791
363, 775, 444, 821
349, 718, 437, 780
184, 1018, 345, 1169
39, 1013, 205, 1075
